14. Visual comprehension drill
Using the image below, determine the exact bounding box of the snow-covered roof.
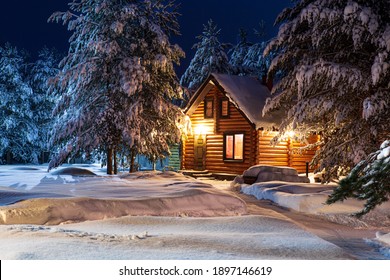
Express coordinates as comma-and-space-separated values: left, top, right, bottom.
186, 73, 284, 129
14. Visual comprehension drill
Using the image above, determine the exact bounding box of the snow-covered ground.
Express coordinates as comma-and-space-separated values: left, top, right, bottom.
240, 180, 390, 228
0, 164, 389, 260
239, 180, 390, 259
0, 215, 350, 260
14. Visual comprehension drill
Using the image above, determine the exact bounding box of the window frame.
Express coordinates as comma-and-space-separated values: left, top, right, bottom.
223, 132, 245, 162
219, 98, 230, 118
204, 98, 214, 119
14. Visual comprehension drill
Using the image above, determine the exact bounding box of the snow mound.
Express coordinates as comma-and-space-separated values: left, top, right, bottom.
241, 181, 347, 213
233, 165, 310, 186
120, 171, 201, 181
365, 233, 390, 259
240, 180, 390, 227
0, 171, 247, 225
11, 167, 41, 171
376, 232, 390, 246
51, 167, 97, 176
241, 181, 369, 214
0, 188, 69, 206
0, 189, 246, 225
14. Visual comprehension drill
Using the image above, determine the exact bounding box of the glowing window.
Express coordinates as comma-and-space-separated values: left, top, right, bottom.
224, 133, 244, 161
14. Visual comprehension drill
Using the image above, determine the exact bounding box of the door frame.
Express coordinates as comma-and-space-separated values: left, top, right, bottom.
194, 134, 206, 170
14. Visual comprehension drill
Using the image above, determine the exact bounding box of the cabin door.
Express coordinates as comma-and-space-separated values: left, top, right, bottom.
194, 134, 206, 170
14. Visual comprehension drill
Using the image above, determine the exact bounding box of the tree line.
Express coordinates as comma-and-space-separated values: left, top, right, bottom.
0, 44, 61, 164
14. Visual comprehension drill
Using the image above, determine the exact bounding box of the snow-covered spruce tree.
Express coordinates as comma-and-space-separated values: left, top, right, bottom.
242, 41, 270, 78
229, 29, 252, 75
241, 21, 272, 78
48, 0, 184, 174
264, 0, 390, 181
0, 43, 37, 163
180, 19, 231, 91
28, 47, 61, 163
327, 140, 390, 216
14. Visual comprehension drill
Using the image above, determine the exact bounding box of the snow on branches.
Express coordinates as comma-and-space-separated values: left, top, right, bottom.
48, 0, 185, 172
180, 19, 231, 91
0, 44, 59, 164
327, 140, 390, 216
264, 0, 390, 181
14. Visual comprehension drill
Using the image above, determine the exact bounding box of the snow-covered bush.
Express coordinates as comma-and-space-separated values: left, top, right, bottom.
327, 140, 390, 216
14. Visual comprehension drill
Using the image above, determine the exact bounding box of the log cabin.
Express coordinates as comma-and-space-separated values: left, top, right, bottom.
181, 73, 319, 175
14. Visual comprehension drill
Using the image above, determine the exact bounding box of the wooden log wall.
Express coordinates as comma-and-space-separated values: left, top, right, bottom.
257, 131, 289, 167
257, 131, 319, 174
289, 134, 320, 173
183, 87, 256, 175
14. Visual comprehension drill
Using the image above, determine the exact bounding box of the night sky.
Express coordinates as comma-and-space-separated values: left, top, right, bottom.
0, 0, 292, 75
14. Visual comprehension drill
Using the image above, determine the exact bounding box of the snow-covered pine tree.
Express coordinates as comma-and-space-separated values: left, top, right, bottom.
48, 0, 185, 174
264, 0, 390, 181
28, 47, 61, 163
327, 140, 390, 216
229, 29, 252, 75
241, 21, 272, 78
242, 41, 270, 78
180, 19, 231, 91
229, 22, 273, 79
0, 43, 36, 163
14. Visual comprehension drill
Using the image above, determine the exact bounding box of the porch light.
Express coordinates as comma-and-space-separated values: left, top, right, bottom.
194, 124, 208, 135
286, 130, 296, 138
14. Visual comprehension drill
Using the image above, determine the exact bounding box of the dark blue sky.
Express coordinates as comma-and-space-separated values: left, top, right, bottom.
0, 0, 292, 74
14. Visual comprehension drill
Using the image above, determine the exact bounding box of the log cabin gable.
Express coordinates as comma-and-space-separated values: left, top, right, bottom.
185, 79, 214, 118
185, 74, 258, 133
211, 79, 256, 133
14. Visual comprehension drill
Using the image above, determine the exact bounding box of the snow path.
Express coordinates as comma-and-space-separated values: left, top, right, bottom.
230, 187, 389, 260
204, 179, 389, 260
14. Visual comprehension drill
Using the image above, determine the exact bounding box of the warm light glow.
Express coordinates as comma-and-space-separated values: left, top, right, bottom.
286, 131, 296, 138
194, 124, 208, 135
226, 135, 234, 159
234, 134, 244, 160
224, 133, 244, 160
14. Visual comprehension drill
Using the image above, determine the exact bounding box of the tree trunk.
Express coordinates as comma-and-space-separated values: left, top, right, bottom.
129, 148, 137, 173
113, 147, 118, 175
6, 151, 12, 164
107, 148, 113, 175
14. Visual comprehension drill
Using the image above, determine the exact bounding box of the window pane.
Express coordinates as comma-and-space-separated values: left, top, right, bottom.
234, 134, 244, 160
226, 135, 234, 159
205, 100, 213, 118
221, 100, 229, 117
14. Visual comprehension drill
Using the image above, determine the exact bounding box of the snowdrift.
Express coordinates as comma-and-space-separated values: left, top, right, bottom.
240, 181, 390, 228
51, 167, 97, 176
0, 170, 246, 225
